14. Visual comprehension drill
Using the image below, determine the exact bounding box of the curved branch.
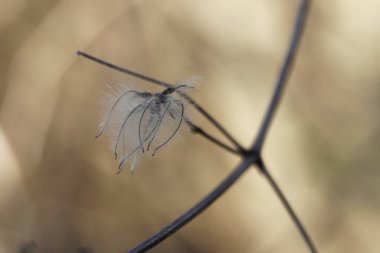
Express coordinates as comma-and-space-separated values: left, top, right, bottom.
257, 160, 318, 253
127, 155, 257, 253
252, 0, 311, 152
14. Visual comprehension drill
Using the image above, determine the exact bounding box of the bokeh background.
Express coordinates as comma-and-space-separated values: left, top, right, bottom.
1, 0, 379, 252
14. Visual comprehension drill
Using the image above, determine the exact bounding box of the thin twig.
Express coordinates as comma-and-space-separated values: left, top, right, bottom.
252, 0, 310, 152
257, 161, 318, 253
77, 51, 244, 152
127, 155, 258, 253
250, 0, 316, 252
77, 51, 169, 88
186, 121, 241, 155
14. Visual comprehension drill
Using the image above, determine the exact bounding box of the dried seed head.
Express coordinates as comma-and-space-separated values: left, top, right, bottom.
97, 81, 195, 173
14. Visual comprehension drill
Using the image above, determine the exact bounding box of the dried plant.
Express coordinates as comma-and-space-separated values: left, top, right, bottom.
96, 83, 194, 173
77, 0, 317, 252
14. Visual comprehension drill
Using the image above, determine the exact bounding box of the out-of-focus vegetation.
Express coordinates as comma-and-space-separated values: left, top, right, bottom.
1, 1, 379, 252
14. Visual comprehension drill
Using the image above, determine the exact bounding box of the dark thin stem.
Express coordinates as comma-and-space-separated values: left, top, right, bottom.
127, 155, 257, 253
250, 1, 316, 251
186, 121, 240, 156
252, 0, 310, 152
77, 51, 168, 87
77, 51, 244, 152
179, 91, 245, 152
257, 161, 317, 253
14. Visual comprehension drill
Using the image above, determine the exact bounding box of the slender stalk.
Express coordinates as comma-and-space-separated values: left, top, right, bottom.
127, 155, 257, 253
186, 121, 240, 155
77, 51, 169, 88
250, 1, 316, 252
252, 0, 310, 152
77, 51, 244, 152
257, 161, 317, 253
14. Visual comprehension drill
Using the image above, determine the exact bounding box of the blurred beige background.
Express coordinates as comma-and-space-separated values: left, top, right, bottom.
1, 0, 379, 252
